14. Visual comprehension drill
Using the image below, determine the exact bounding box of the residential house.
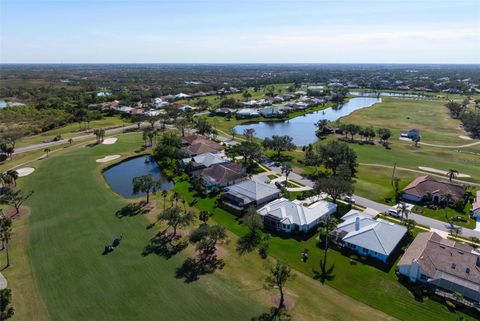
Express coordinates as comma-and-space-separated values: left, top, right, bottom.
181, 152, 229, 170
129, 108, 144, 115
175, 93, 191, 99
176, 104, 196, 112
181, 135, 223, 156
118, 106, 134, 114
332, 211, 407, 263
220, 179, 281, 213
398, 232, 480, 303
236, 108, 260, 119
258, 198, 337, 233
400, 129, 421, 140
402, 175, 466, 203
212, 108, 233, 116
259, 107, 283, 118
191, 162, 247, 190
472, 191, 480, 218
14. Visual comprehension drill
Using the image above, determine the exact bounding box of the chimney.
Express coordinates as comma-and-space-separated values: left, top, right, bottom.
355, 217, 360, 231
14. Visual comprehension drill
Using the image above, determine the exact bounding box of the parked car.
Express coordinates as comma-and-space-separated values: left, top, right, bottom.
387, 208, 400, 217
343, 195, 356, 203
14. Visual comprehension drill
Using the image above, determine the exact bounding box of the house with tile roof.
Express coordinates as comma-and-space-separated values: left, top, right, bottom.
220, 179, 280, 213
332, 211, 407, 263
402, 175, 465, 204
257, 198, 337, 233
181, 152, 229, 170
180, 135, 223, 156
191, 162, 246, 190
398, 232, 480, 303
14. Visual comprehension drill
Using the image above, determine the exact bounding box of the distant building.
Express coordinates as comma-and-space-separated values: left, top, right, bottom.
258, 198, 337, 233
398, 232, 480, 303
259, 107, 283, 118
402, 175, 465, 204
236, 108, 260, 119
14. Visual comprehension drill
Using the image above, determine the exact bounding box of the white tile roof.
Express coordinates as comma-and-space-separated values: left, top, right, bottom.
339, 215, 407, 256
258, 198, 337, 226
225, 179, 279, 202
182, 152, 228, 168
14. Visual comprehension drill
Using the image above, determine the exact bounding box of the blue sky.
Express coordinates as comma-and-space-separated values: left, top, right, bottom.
1, 0, 479, 63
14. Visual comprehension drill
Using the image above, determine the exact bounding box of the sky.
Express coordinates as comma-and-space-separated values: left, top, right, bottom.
0, 0, 479, 64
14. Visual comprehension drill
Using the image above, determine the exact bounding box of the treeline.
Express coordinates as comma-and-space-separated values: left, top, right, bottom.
445, 100, 480, 138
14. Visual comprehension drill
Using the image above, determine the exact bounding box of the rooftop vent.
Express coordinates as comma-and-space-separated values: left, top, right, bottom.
451, 263, 456, 269
466, 268, 470, 274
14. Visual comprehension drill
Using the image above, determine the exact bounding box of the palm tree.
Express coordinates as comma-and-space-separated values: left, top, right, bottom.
319, 216, 338, 284
44, 148, 51, 157
68, 138, 73, 145
447, 169, 459, 182
5, 170, 18, 187
398, 202, 409, 219
0, 213, 12, 268
161, 190, 169, 212
281, 163, 292, 187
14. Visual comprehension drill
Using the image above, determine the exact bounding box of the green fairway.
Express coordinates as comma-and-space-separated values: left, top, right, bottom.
342, 97, 474, 145
16, 134, 263, 321
16, 116, 128, 147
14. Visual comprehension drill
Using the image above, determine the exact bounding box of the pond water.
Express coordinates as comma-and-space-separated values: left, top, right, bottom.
234, 97, 381, 146
103, 155, 173, 198
350, 91, 426, 98
0, 100, 25, 108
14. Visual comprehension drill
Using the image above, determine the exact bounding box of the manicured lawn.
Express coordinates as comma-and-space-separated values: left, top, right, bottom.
173, 180, 476, 321
412, 203, 475, 229
16, 115, 128, 147
341, 97, 471, 145
15, 133, 263, 321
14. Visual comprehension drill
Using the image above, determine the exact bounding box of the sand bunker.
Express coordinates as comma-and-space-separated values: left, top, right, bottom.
418, 166, 471, 178
96, 155, 121, 163
16, 167, 35, 177
103, 137, 118, 145
459, 135, 473, 140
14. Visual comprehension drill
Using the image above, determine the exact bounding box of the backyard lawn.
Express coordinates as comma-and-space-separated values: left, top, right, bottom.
173, 180, 476, 321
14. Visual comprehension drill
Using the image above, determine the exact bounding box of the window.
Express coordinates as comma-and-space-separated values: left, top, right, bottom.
363, 248, 368, 253
420, 274, 427, 281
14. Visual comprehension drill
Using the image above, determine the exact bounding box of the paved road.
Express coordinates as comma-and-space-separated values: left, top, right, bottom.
14, 124, 138, 154
352, 195, 480, 238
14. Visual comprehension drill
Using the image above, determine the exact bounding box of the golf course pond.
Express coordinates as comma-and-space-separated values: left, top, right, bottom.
103, 155, 174, 198
234, 96, 381, 146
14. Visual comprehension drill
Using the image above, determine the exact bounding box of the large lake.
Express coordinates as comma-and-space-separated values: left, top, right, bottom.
103, 156, 173, 198
234, 97, 381, 146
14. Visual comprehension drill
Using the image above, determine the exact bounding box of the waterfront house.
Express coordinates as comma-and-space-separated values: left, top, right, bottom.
220, 179, 280, 213
236, 108, 260, 119
181, 152, 229, 170
258, 198, 337, 233
191, 162, 247, 190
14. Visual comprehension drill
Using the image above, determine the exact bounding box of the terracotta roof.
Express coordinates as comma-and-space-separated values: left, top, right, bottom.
402, 175, 465, 199
192, 163, 246, 186
398, 232, 480, 286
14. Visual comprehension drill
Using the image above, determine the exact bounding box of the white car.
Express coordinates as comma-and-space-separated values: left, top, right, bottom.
387, 208, 400, 217
343, 195, 356, 203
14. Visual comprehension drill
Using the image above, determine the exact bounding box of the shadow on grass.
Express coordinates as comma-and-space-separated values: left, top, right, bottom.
175, 254, 225, 283
142, 231, 187, 259
115, 202, 150, 218
250, 307, 292, 321
312, 260, 336, 284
